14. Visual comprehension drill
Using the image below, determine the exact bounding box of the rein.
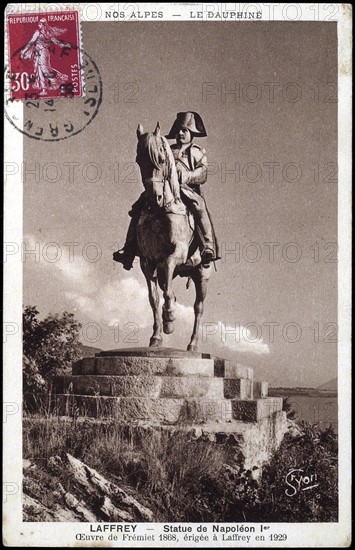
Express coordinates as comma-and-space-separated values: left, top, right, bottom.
142, 137, 185, 215
143, 177, 181, 214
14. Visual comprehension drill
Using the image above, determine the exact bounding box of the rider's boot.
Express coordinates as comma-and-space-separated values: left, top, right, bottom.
196, 210, 216, 266
113, 217, 139, 270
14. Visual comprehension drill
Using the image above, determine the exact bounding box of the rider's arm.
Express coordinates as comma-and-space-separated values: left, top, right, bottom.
166, 140, 181, 199
186, 147, 207, 185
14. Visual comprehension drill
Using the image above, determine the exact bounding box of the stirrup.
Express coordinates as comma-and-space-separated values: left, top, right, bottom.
201, 248, 215, 267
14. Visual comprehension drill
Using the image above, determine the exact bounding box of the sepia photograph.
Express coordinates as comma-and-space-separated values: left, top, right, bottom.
3, 3, 351, 547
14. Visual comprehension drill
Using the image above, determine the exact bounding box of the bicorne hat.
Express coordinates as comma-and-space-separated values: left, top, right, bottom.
166, 111, 207, 139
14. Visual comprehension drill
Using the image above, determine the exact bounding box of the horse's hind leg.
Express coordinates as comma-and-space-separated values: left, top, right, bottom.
187, 266, 211, 352
143, 271, 163, 347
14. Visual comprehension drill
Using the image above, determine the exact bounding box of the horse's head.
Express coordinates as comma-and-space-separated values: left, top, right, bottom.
136, 123, 174, 209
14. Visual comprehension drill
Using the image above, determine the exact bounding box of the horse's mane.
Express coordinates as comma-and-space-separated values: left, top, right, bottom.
136, 133, 173, 176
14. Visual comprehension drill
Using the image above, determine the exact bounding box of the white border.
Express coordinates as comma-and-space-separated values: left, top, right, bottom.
3, 3, 352, 547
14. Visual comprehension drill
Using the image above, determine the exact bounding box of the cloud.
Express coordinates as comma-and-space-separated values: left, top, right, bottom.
23, 233, 190, 333
65, 275, 152, 327
203, 321, 270, 356
24, 233, 97, 292
24, 233, 269, 356
175, 302, 194, 322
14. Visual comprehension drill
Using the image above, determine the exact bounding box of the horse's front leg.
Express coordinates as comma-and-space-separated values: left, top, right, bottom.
142, 265, 163, 347
162, 259, 176, 334
187, 266, 211, 352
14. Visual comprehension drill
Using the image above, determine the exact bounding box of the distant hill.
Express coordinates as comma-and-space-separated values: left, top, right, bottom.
317, 378, 337, 391
78, 343, 102, 358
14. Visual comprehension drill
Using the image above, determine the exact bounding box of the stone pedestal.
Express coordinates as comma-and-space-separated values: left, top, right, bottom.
52, 348, 287, 469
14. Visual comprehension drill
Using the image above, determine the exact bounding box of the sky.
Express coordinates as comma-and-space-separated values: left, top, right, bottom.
23, 21, 338, 387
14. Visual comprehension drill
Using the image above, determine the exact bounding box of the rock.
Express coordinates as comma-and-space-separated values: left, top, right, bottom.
251, 467, 260, 481
48, 455, 62, 473
191, 427, 203, 438
65, 453, 154, 521
23, 453, 154, 522
287, 419, 305, 438
23, 459, 32, 470
100, 496, 133, 522
56, 483, 97, 522
23, 494, 55, 521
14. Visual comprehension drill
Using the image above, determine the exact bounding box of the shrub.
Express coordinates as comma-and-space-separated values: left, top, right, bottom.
254, 423, 338, 522
23, 306, 81, 410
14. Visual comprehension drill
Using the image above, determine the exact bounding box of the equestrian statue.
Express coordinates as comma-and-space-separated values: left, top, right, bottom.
113, 112, 219, 351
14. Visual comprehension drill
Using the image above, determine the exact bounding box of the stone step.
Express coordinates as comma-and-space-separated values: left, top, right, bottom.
53, 375, 253, 399
231, 398, 283, 422
54, 375, 222, 399
96, 347, 211, 359
73, 356, 215, 377
223, 378, 253, 400
253, 381, 268, 398
53, 395, 234, 424
214, 359, 254, 380
52, 395, 281, 425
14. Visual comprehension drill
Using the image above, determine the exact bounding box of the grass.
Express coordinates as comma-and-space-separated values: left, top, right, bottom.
23, 414, 238, 522
23, 409, 339, 523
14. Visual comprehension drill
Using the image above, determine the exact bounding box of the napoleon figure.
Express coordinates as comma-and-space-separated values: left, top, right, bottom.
114, 111, 219, 269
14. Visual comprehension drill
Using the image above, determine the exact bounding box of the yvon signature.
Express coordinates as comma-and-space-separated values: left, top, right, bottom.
285, 468, 319, 497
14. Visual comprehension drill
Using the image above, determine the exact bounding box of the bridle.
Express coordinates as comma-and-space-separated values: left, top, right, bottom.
141, 136, 175, 211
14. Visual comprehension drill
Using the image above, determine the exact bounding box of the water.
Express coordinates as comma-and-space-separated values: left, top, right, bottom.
285, 395, 338, 433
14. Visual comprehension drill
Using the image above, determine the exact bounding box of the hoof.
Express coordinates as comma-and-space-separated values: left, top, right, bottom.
163, 322, 174, 334
163, 309, 175, 323
149, 337, 162, 347
187, 344, 198, 352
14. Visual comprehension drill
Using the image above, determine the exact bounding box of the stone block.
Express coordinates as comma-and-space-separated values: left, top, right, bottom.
236, 411, 287, 469
231, 398, 283, 422
228, 363, 250, 379
253, 381, 268, 398
53, 375, 224, 399
160, 377, 223, 399
96, 347, 211, 359
54, 375, 161, 398
53, 394, 120, 418
213, 359, 253, 380
247, 367, 254, 380
94, 356, 214, 377
181, 399, 233, 423
213, 358, 226, 377
53, 395, 233, 425
117, 397, 184, 424
73, 357, 96, 375
223, 378, 253, 399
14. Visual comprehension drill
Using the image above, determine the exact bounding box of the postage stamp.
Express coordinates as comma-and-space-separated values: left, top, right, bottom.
3, 2, 352, 548
5, 48, 102, 141
5, 10, 102, 141
6, 11, 82, 100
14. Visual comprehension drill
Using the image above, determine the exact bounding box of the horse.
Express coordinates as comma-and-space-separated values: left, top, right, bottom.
134, 122, 212, 352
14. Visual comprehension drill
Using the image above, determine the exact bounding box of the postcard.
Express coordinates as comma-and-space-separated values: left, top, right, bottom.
3, 3, 351, 547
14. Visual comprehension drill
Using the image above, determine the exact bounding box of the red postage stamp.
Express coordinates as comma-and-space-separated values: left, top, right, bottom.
6, 11, 83, 100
